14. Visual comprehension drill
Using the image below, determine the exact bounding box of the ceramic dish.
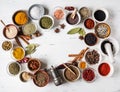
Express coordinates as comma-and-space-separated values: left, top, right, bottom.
28, 4, 45, 20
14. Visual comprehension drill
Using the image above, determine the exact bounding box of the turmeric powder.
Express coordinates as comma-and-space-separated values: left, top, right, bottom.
14, 11, 28, 25
12, 47, 25, 60
79, 61, 86, 69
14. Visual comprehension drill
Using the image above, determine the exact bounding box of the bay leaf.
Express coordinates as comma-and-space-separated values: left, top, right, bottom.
78, 28, 86, 36
67, 27, 81, 34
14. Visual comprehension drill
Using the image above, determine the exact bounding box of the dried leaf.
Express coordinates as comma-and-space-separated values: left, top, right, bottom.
67, 27, 80, 34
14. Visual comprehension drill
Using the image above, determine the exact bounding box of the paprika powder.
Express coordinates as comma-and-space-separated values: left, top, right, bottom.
98, 62, 110, 76
84, 18, 95, 29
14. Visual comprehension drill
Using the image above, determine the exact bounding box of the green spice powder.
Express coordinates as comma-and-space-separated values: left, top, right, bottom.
40, 17, 52, 29
9, 62, 20, 75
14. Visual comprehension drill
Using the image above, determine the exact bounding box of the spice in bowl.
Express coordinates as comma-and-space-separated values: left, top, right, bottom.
33, 70, 49, 87
23, 22, 37, 35
64, 65, 80, 82
98, 62, 114, 77
20, 71, 31, 82
54, 7, 64, 20
79, 7, 91, 20
95, 23, 111, 38
3, 24, 18, 39
78, 61, 87, 70
85, 49, 100, 65
39, 15, 54, 29
11, 47, 25, 61
28, 4, 45, 20
66, 12, 81, 25
28, 58, 41, 71
7, 62, 21, 76
2, 41, 12, 51
84, 33, 98, 46
82, 68, 96, 82
13, 10, 29, 26
84, 18, 95, 29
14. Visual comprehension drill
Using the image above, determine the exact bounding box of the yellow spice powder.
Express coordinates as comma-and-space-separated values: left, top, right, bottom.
15, 11, 28, 25
13, 47, 24, 60
79, 61, 86, 69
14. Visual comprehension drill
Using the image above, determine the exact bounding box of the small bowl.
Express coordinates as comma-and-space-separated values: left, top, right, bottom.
2, 40, 13, 51
79, 7, 91, 20
27, 58, 41, 72
39, 15, 54, 30
99, 37, 119, 60
97, 61, 114, 77
63, 65, 80, 82
3, 24, 18, 39
28, 4, 45, 20
20, 71, 31, 82
22, 22, 37, 35
33, 70, 49, 87
93, 8, 109, 23
11, 46, 25, 61
78, 61, 87, 70
84, 33, 98, 46
82, 68, 96, 83
12, 10, 29, 26
7, 61, 21, 76
95, 23, 111, 39
53, 6, 65, 20
84, 18, 95, 29
84, 48, 102, 65
66, 11, 81, 25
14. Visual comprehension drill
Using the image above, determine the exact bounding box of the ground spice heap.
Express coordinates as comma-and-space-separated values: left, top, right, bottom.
14, 11, 28, 25
84, 18, 94, 29
8, 62, 20, 75
98, 63, 110, 76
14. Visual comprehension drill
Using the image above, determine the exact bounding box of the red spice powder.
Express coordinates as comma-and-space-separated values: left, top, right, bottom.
84, 18, 94, 29
54, 9, 64, 20
98, 63, 110, 76
82, 68, 95, 81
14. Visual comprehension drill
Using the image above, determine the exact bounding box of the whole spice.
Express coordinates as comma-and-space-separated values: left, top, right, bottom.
85, 50, 100, 65
54, 28, 60, 33
82, 68, 95, 82
98, 62, 110, 76
84, 33, 97, 46
12, 47, 25, 60
95, 23, 111, 38
54, 8, 64, 20
23, 22, 37, 35
40, 16, 53, 29
14, 11, 28, 25
28, 58, 41, 71
65, 6, 75, 11
2, 41, 12, 51
8, 62, 20, 75
84, 18, 94, 29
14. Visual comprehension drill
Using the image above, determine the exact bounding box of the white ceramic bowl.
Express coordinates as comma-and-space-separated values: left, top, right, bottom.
39, 15, 54, 30
65, 11, 81, 25
99, 37, 119, 61
93, 8, 109, 23
97, 61, 114, 77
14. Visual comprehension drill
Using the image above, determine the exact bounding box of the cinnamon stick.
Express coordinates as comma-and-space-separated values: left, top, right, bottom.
15, 37, 23, 47
19, 36, 30, 45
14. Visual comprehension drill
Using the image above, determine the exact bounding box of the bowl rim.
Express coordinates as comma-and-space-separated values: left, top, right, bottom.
65, 11, 81, 25
78, 60, 87, 70
28, 4, 45, 20
82, 67, 97, 83
92, 8, 109, 23
97, 61, 114, 77
27, 58, 41, 72
22, 22, 38, 35
12, 10, 29, 26
63, 65, 81, 82
39, 15, 54, 30
2, 40, 13, 51
11, 46, 25, 61
99, 37, 120, 58
95, 23, 111, 39
7, 61, 21, 76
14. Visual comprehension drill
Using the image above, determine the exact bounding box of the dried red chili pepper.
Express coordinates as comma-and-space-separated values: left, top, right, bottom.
65, 6, 75, 11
